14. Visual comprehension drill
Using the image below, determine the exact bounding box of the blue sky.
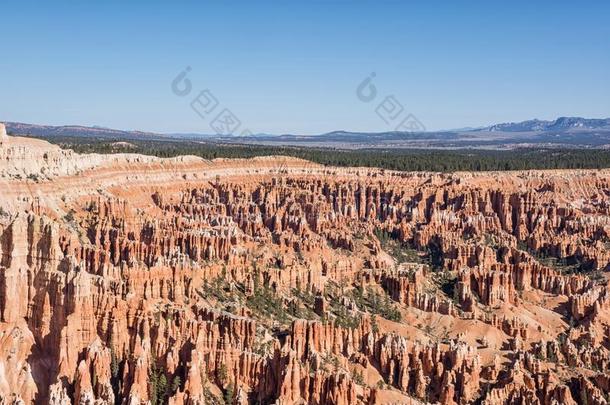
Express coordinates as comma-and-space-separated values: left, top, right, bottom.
1, 1, 609, 134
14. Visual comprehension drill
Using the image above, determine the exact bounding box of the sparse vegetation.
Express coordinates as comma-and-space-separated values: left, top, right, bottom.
516, 240, 597, 276
351, 286, 402, 322
333, 302, 362, 329
63, 209, 76, 223
289, 288, 318, 320
435, 271, 458, 302
27, 173, 41, 182
224, 382, 235, 405
148, 362, 169, 405
323, 282, 363, 329
374, 228, 424, 264
200, 276, 232, 303
352, 369, 365, 385
246, 271, 290, 325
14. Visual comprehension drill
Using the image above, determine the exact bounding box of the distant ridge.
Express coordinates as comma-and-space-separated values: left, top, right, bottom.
4, 116, 610, 149
3, 122, 163, 140
482, 117, 610, 132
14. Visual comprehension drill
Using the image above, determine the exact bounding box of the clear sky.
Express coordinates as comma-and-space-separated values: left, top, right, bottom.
1, 1, 609, 134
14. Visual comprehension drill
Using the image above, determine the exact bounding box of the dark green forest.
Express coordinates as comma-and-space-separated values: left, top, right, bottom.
26, 135, 610, 172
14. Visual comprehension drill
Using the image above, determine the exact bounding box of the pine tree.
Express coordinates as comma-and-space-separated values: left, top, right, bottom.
224, 383, 235, 405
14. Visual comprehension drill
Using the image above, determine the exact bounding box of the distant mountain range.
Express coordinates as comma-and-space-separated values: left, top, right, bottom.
3, 116, 610, 149
482, 117, 610, 132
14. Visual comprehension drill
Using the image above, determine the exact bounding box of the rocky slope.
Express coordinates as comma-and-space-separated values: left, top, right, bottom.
0, 133, 609, 404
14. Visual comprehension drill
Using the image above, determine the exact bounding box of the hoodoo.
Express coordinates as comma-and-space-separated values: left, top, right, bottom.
0, 134, 608, 404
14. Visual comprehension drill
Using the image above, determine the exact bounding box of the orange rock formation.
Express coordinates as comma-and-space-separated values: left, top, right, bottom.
0, 134, 609, 404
